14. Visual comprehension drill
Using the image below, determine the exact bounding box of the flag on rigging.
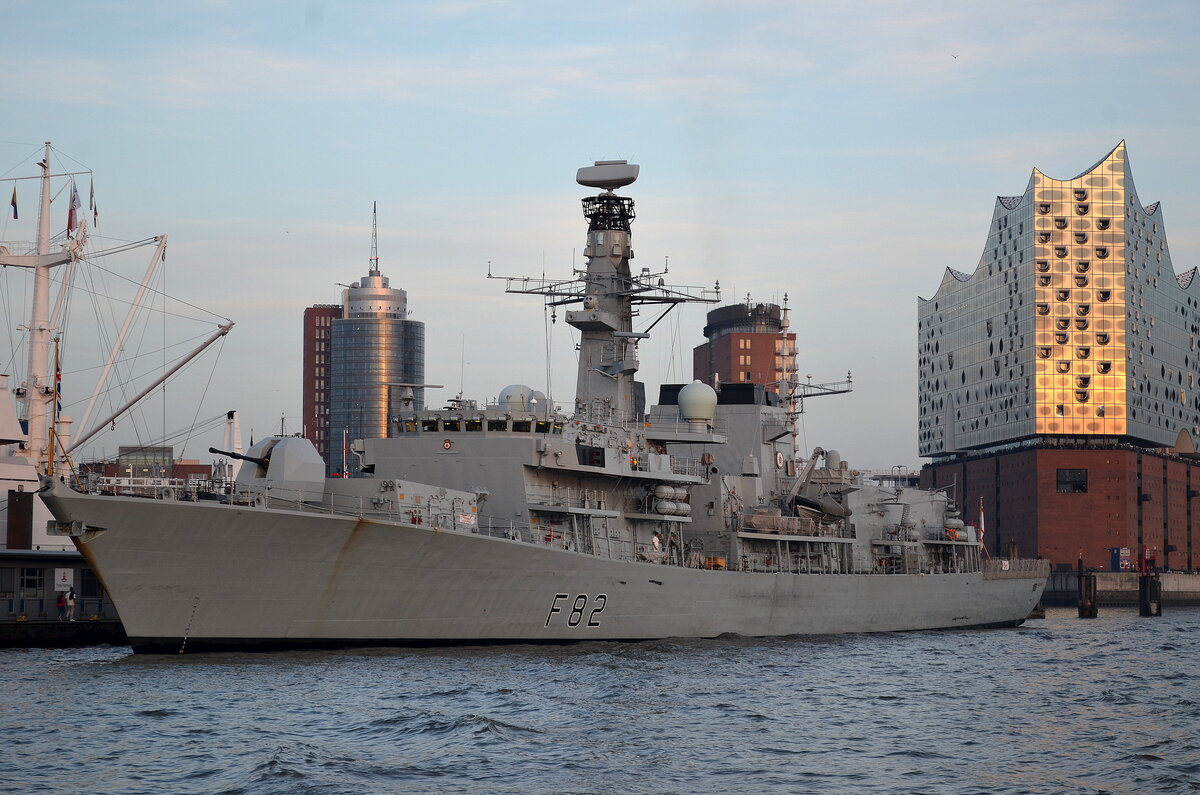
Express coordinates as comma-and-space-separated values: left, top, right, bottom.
9, 186, 16, 220
67, 180, 82, 237
54, 357, 62, 415
978, 496, 986, 542
89, 178, 97, 227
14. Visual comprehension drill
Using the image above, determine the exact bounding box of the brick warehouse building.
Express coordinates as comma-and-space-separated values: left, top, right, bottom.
918, 142, 1198, 572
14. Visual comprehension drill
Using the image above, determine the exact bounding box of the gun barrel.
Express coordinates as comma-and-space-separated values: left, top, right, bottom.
208, 447, 270, 468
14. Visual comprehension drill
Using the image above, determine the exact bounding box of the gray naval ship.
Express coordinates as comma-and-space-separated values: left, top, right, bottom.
42, 160, 1048, 653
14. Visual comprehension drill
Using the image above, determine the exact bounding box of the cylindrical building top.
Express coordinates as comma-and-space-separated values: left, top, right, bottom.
343, 272, 408, 319
703, 302, 785, 340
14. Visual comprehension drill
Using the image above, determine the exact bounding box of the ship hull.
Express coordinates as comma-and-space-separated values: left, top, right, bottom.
44, 485, 1046, 654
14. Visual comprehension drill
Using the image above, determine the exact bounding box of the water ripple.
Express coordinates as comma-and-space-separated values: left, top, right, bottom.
2, 608, 1200, 794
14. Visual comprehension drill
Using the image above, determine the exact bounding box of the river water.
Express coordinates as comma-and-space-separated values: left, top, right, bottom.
3, 607, 1198, 794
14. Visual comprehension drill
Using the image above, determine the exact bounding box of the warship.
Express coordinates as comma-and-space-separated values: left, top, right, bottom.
42, 160, 1048, 653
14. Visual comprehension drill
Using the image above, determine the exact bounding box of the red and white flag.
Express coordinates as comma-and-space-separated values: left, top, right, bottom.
67, 181, 82, 237
978, 497, 986, 542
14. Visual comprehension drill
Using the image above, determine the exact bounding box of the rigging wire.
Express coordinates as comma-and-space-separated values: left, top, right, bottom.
179, 334, 226, 459
79, 254, 228, 324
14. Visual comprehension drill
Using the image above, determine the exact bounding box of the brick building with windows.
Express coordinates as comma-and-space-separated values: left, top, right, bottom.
302, 304, 341, 465
918, 142, 1198, 572
692, 299, 796, 393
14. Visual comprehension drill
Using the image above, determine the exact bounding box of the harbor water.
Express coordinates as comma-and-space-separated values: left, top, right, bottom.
3, 607, 1198, 794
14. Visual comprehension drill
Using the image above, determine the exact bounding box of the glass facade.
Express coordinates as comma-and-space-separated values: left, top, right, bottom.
329, 318, 425, 472
919, 142, 1196, 456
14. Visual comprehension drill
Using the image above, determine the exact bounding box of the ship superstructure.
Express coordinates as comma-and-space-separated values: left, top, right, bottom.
42, 161, 1047, 653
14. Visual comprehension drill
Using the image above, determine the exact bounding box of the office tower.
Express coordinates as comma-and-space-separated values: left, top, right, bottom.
302, 304, 341, 463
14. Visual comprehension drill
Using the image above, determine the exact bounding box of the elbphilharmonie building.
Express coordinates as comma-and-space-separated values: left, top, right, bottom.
918, 143, 1198, 573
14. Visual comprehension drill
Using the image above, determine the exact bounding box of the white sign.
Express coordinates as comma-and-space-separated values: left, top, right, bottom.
54, 568, 74, 592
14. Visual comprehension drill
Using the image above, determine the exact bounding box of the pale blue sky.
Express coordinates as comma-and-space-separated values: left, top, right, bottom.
2, 0, 1198, 468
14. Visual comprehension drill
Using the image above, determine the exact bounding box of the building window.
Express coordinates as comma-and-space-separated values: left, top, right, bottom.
1056, 468, 1088, 493
20, 567, 44, 599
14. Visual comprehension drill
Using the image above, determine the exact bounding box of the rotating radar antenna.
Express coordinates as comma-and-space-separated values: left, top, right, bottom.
576, 160, 640, 233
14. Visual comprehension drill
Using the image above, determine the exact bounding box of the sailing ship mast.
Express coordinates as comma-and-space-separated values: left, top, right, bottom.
0, 142, 79, 471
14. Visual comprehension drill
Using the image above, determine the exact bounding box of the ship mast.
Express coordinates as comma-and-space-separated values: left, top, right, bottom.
492, 160, 720, 425
0, 142, 77, 470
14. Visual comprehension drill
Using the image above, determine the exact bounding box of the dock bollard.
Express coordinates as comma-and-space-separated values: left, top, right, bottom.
1077, 554, 1097, 618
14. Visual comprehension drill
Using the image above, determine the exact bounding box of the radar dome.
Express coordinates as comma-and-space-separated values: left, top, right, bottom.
678, 381, 718, 423
498, 384, 535, 411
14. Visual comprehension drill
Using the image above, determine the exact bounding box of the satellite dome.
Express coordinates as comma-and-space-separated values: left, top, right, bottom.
498, 384, 535, 411
678, 380, 718, 423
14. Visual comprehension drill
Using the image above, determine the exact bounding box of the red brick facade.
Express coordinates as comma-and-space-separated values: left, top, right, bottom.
302, 305, 340, 465
693, 331, 796, 393
922, 448, 1199, 572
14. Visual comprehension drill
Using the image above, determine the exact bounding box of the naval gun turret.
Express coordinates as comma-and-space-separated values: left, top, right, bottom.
212, 437, 326, 504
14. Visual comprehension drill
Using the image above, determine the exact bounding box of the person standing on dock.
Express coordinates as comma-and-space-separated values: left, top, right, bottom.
67, 588, 77, 621
56, 591, 67, 621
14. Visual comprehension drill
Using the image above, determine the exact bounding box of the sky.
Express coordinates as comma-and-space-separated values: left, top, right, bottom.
1, 0, 1199, 471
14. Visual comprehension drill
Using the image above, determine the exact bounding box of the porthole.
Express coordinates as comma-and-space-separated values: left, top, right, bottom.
1036, 304, 1050, 315
1036, 260, 1050, 272
1054, 218, 1068, 230
1038, 203, 1051, 214
1056, 361, 1071, 374
1055, 332, 1069, 344
1096, 247, 1109, 259
1056, 289, 1070, 301
1076, 203, 1089, 215
1097, 333, 1110, 345
1038, 232, 1052, 243
1038, 275, 1052, 286
1097, 218, 1111, 230
1074, 275, 1088, 287
1056, 246, 1068, 258
1055, 318, 1070, 330
1075, 318, 1088, 331
1074, 232, 1088, 244
1097, 362, 1112, 374
1077, 347, 1091, 359
1098, 290, 1111, 302
1076, 376, 1091, 388
1037, 347, 1052, 359
1076, 261, 1090, 273
1077, 304, 1090, 316
1076, 390, 1089, 403
1074, 189, 1088, 201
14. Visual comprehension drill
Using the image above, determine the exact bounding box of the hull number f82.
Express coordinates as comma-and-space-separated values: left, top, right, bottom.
545, 593, 607, 627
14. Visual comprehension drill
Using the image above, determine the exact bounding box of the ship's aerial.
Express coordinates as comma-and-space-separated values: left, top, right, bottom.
42, 159, 1048, 653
